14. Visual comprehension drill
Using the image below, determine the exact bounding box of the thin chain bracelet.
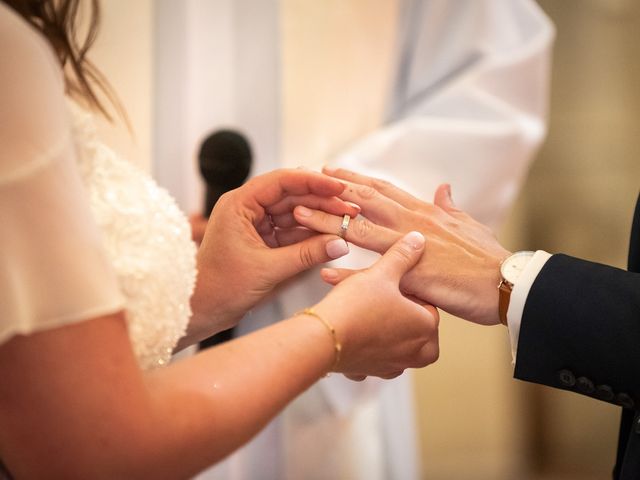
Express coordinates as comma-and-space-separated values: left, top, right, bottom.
296, 307, 342, 375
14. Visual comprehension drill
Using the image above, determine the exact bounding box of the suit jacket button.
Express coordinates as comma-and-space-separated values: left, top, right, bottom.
635, 417, 640, 435
558, 369, 576, 387
576, 376, 595, 394
616, 393, 635, 409
595, 385, 615, 401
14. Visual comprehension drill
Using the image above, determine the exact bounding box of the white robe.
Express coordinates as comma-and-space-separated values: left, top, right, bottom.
153, 1, 554, 478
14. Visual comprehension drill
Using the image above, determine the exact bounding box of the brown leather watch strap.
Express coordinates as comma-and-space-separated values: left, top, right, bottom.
498, 280, 512, 326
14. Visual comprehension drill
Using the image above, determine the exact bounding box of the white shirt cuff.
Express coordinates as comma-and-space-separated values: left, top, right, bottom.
507, 250, 552, 361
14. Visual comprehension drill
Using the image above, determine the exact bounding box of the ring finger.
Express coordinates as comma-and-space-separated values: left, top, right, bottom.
294, 206, 400, 254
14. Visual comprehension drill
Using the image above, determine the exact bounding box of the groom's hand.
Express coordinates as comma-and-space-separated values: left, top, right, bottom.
294, 167, 512, 326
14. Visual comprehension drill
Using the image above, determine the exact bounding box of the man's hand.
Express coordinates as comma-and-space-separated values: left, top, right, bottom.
294, 167, 512, 326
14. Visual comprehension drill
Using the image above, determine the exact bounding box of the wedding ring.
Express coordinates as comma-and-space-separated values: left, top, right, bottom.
339, 214, 350, 238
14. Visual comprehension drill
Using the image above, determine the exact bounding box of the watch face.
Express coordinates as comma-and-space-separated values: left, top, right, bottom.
500, 251, 535, 284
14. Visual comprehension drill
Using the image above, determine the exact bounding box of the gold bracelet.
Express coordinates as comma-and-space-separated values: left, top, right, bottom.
296, 307, 342, 374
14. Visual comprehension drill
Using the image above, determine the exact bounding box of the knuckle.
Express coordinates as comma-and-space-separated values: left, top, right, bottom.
390, 244, 413, 265
353, 217, 374, 240
372, 178, 392, 191
357, 184, 377, 199
212, 192, 234, 215
298, 245, 316, 269
415, 342, 439, 367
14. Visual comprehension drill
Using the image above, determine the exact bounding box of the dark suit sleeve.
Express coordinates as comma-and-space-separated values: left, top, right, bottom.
514, 254, 640, 409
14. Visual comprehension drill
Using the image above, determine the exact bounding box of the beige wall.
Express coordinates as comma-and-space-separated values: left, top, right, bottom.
89, 0, 154, 171
515, 0, 640, 477
280, 0, 399, 169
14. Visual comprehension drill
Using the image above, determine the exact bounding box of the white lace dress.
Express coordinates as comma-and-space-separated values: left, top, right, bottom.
0, 7, 198, 477
68, 102, 198, 370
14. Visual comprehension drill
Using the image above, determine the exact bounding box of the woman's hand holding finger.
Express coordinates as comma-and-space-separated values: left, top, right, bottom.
186, 169, 360, 346
310, 232, 440, 378
294, 205, 401, 254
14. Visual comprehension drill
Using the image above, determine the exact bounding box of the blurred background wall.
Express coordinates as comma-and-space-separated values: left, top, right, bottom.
87, 0, 153, 171
414, 1, 640, 479
90, 0, 640, 478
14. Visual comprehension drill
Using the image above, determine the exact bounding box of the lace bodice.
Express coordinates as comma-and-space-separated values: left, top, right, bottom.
68, 102, 197, 370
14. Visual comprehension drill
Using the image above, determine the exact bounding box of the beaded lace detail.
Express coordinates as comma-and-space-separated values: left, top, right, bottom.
67, 101, 197, 370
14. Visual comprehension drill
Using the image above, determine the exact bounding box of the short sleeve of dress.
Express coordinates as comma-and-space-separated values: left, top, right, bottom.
0, 5, 124, 345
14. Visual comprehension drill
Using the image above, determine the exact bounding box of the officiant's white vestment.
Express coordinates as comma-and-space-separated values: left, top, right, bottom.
153, 1, 554, 478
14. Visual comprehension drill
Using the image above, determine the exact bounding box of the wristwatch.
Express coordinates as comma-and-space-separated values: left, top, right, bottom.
498, 251, 535, 326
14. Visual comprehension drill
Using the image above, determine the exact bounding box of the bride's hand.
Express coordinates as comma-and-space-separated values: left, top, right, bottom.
293, 167, 511, 326
309, 231, 440, 379
184, 169, 359, 346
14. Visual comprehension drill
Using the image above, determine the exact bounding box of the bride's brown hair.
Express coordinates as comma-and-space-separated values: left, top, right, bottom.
3, 0, 123, 121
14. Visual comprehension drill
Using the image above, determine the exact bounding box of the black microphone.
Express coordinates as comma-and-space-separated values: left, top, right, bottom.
197, 130, 252, 351
199, 129, 253, 218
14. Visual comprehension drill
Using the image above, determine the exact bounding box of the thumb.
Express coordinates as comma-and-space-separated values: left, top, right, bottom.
371, 231, 425, 282
434, 183, 471, 221
269, 234, 350, 280
433, 183, 456, 212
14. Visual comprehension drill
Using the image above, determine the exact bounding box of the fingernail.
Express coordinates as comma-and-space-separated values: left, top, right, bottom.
346, 202, 361, 213
326, 238, 349, 259
321, 268, 339, 280
296, 206, 313, 217
403, 231, 425, 250
323, 165, 336, 174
